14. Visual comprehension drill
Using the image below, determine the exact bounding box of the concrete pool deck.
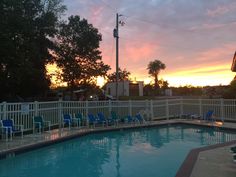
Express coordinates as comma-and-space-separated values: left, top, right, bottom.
0, 119, 236, 177
190, 145, 236, 177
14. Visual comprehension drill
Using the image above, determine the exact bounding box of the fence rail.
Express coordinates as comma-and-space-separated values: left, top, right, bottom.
0, 99, 236, 131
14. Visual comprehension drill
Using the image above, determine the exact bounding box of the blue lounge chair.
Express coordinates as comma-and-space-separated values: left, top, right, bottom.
74, 113, 85, 127
125, 115, 135, 124
204, 110, 214, 121
33, 116, 51, 133
62, 114, 79, 129
135, 113, 146, 124
87, 113, 98, 127
111, 111, 120, 126
97, 112, 109, 126
0, 119, 24, 141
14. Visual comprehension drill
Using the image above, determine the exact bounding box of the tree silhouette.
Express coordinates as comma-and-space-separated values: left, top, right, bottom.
107, 68, 130, 82
0, 0, 66, 100
54, 15, 110, 92
158, 79, 169, 89
147, 60, 166, 91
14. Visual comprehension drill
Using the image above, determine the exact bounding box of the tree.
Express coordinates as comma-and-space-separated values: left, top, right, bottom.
107, 68, 130, 82
54, 15, 110, 92
223, 80, 236, 98
143, 84, 154, 96
0, 0, 66, 100
158, 79, 169, 89
147, 60, 166, 91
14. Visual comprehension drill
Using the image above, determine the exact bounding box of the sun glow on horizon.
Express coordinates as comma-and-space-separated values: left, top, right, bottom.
47, 64, 106, 88
46, 64, 67, 88
47, 62, 234, 88
134, 63, 234, 87
96, 76, 105, 87
164, 64, 234, 86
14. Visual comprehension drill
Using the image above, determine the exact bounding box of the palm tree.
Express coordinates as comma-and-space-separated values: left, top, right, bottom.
147, 60, 166, 90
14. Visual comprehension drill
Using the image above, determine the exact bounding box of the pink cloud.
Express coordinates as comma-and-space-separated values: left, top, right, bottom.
122, 42, 157, 62
196, 43, 236, 64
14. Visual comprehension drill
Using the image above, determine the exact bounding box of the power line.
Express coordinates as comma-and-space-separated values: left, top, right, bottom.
122, 14, 161, 27
95, 0, 118, 13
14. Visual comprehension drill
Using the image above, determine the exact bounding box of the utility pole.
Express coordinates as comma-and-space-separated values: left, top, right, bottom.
113, 13, 119, 99
113, 13, 124, 99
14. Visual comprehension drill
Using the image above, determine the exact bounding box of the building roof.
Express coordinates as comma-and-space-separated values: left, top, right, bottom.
231, 51, 236, 72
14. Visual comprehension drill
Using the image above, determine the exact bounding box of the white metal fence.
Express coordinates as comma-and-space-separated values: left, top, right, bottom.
0, 99, 236, 131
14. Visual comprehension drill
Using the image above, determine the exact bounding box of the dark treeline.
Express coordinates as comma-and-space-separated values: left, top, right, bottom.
0, 0, 110, 101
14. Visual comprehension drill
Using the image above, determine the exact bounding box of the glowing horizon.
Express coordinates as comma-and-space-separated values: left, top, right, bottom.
47, 62, 235, 88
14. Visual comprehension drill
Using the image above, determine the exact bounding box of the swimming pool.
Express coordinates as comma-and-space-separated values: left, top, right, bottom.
0, 124, 236, 177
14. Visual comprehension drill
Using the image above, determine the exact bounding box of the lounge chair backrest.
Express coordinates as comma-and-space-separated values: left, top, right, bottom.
88, 113, 96, 122
206, 110, 214, 119
75, 113, 83, 119
127, 115, 133, 122
111, 111, 118, 120
97, 112, 105, 121
136, 114, 142, 120
33, 116, 44, 127
63, 114, 71, 120
34, 116, 43, 123
2, 119, 13, 127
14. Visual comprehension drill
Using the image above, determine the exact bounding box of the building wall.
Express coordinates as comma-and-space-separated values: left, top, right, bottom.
106, 81, 129, 97
138, 81, 144, 96
106, 81, 144, 97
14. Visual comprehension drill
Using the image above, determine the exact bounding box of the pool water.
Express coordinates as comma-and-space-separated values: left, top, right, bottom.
0, 124, 236, 177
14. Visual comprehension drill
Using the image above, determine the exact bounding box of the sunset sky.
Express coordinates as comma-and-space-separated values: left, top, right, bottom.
53, 0, 236, 87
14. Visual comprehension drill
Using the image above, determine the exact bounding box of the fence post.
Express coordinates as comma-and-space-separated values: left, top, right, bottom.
199, 98, 202, 117
34, 101, 38, 116
58, 100, 62, 129
220, 99, 224, 122
86, 100, 89, 118
166, 99, 169, 120
3, 101, 7, 119
129, 100, 132, 116
145, 99, 148, 111
180, 98, 183, 118
108, 100, 112, 115
150, 100, 154, 120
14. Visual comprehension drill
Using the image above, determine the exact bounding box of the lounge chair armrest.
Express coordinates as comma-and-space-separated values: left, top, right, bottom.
44, 121, 51, 125
1, 126, 12, 132
72, 118, 79, 122
190, 114, 200, 119
34, 122, 42, 127
14, 124, 24, 130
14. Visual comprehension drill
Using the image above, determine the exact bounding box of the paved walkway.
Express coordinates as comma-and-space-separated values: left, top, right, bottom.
0, 119, 236, 177
190, 145, 236, 177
